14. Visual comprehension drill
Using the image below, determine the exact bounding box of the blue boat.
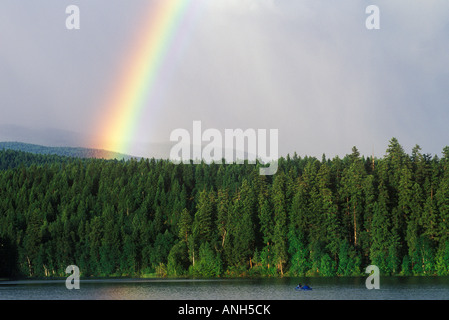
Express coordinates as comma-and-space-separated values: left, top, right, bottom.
295, 284, 312, 291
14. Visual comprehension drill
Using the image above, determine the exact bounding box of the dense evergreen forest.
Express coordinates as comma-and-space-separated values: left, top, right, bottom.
1, 138, 449, 279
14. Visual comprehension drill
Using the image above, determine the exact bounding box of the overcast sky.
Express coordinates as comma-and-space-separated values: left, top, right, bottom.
1, 0, 448, 159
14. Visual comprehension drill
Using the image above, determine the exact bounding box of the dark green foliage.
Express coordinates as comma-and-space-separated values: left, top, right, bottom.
1, 138, 449, 278
287, 229, 309, 276
0, 236, 19, 277
191, 242, 222, 277
0, 142, 133, 161
167, 241, 189, 276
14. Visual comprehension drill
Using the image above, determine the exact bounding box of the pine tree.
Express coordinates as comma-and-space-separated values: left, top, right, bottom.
341, 148, 366, 248
216, 188, 229, 249
178, 208, 192, 244
288, 228, 309, 276
271, 173, 287, 275
370, 182, 392, 273
405, 183, 424, 274
436, 158, 449, 242
231, 179, 255, 268
23, 209, 44, 276
192, 190, 215, 245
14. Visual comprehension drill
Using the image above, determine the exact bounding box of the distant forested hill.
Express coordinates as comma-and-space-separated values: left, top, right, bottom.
0, 148, 71, 170
1, 138, 449, 279
0, 142, 133, 161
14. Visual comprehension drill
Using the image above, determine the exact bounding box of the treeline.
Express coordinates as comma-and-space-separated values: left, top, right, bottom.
1, 138, 449, 278
0, 148, 72, 170
0, 142, 133, 161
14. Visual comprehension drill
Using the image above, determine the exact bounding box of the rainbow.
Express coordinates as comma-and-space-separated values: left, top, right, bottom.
92, 0, 194, 156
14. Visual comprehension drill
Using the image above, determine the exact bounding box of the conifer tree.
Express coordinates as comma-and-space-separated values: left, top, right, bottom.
271, 173, 287, 275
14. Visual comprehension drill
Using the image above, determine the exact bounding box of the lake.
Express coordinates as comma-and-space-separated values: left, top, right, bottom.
1, 276, 449, 300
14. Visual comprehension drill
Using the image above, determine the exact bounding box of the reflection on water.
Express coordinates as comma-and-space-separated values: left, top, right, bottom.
1, 277, 449, 300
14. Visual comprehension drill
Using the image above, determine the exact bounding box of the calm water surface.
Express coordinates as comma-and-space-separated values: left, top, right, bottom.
1, 277, 449, 300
